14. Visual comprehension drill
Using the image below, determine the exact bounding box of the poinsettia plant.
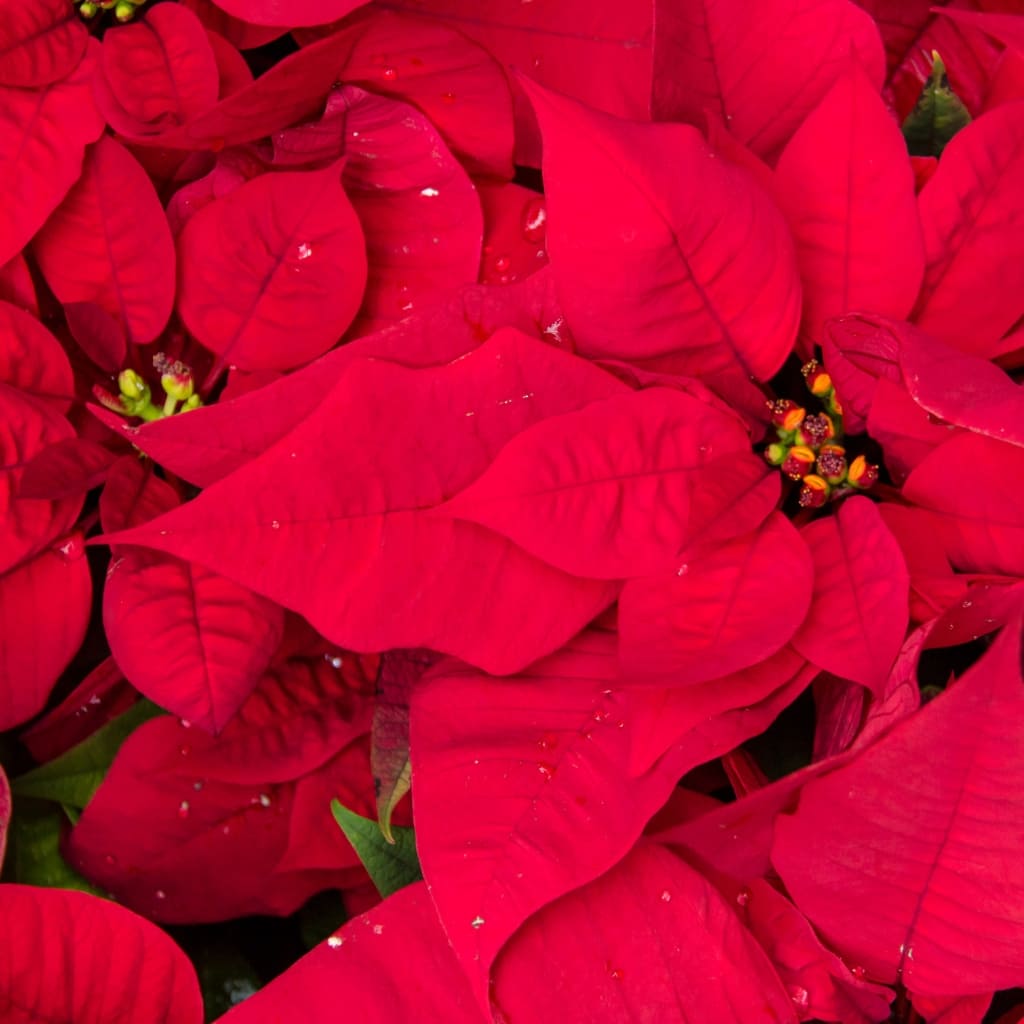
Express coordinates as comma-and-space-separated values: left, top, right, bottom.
2, 0, 1024, 1021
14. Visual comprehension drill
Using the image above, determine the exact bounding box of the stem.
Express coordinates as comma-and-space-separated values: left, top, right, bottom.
162, 394, 179, 417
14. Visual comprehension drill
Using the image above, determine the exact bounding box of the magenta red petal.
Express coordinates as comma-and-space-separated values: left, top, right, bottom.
208, 0, 365, 28
177, 163, 367, 372
0, 884, 203, 1023
772, 617, 1024, 996
33, 136, 176, 346
774, 63, 923, 340
791, 497, 909, 696
526, 79, 802, 382
0, 0, 88, 89
619, 513, 812, 683
912, 102, 1024, 356
492, 842, 798, 1023
0, 300, 74, 412
410, 632, 687, 1003
0, 52, 104, 266
652, 0, 884, 161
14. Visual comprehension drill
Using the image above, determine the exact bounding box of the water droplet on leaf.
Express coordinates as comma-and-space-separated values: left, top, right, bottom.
520, 197, 547, 242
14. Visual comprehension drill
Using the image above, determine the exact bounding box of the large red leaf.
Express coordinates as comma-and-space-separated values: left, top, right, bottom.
410, 632, 688, 1003
0, 384, 79, 575
210, 0, 365, 26
937, 8, 1024, 52
179, 0, 286, 49
791, 497, 909, 695
0, 0, 88, 88
0, 884, 203, 1023
902, 432, 1024, 576
0, 300, 74, 413
652, 0, 884, 161
0, 52, 104, 265
441, 387, 771, 579
104, 551, 285, 733
217, 882, 481, 1023
378, 0, 654, 167
526, 80, 802, 382
476, 181, 549, 285
68, 657, 374, 923
619, 513, 812, 682
270, 85, 483, 334
33, 137, 176, 346
0, 255, 38, 315
772, 617, 1024, 995
101, 332, 624, 673
491, 842, 798, 1023
774, 63, 924, 340
177, 163, 367, 372
912, 101, 1024, 354
0, 539, 91, 731
95, 3, 219, 139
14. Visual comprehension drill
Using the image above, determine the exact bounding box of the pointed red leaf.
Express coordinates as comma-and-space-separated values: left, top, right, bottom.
772, 617, 1024, 995
476, 181, 549, 285
791, 497, 909, 695
177, 163, 367, 372
912, 101, 1024, 355
620, 513, 812, 682
867, 376, 951, 483
95, 3, 219, 139
64, 302, 128, 373
774, 63, 924, 339
104, 550, 285, 733
68, 658, 373, 922
271, 86, 483, 333
410, 632, 687, 1002
34, 137, 176, 346
0, 884, 203, 1023
653, 0, 884, 161
217, 883, 480, 1024
442, 388, 769, 579
0, 300, 74, 412
526, 80, 802, 382
492, 842, 798, 1023
0, 384, 80, 575
101, 332, 624, 673
937, 9, 1024, 53
903, 432, 1024, 576
0, 0, 88, 88
911, 992, 993, 1024
100, 456, 180, 534
0, 52, 103, 265
210, 0, 365, 27
18, 437, 117, 500
0, 255, 38, 315
179, 0, 286, 49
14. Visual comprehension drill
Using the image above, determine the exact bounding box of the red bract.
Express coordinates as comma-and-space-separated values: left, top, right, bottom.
0, 885, 203, 1023
0, 0, 88, 89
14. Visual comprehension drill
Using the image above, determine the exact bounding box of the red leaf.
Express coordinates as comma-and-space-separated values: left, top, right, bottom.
99, 455, 179, 534
937, 8, 1024, 52
104, 550, 285, 733
897, 320, 1024, 448
0, 52, 104, 265
68, 658, 373, 922
0, 0, 88, 88
867, 376, 951, 483
177, 163, 367, 372
0, 384, 79, 575
95, 3, 219, 139
216, 883, 480, 1024
911, 992, 994, 1024
619, 513, 812, 681
102, 332, 624, 673
18, 437, 117, 500
772, 616, 1024, 995
476, 181, 549, 285
65, 302, 128, 372
0, 255, 38, 315
0, 884, 203, 1023
442, 388, 771, 579
912, 101, 1024, 355
0, 300, 74, 412
209, 0, 365, 27
271, 86, 483, 333
652, 0, 884, 161
525, 80, 802, 382
410, 632, 687, 1002
34, 137, 176, 347
492, 842, 798, 1023
791, 497, 909, 696
903, 432, 1024, 576
207, 29, 254, 98
774, 63, 924, 340
179, 0, 286, 49
377, 0, 654, 167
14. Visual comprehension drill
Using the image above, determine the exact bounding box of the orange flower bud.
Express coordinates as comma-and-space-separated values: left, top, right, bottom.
847, 455, 879, 489
795, 413, 835, 448
769, 400, 806, 434
801, 360, 833, 397
781, 445, 816, 480
798, 475, 831, 508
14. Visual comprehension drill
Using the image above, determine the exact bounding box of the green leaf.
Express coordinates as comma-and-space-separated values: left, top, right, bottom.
902, 51, 972, 158
11, 700, 163, 810
331, 799, 422, 899
3, 798, 103, 895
